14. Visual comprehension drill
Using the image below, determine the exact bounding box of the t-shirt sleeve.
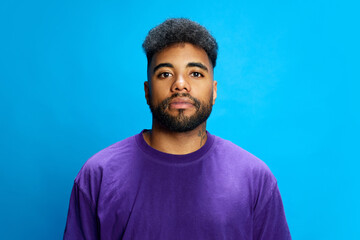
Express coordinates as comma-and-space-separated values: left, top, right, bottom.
253, 181, 291, 240
63, 182, 99, 240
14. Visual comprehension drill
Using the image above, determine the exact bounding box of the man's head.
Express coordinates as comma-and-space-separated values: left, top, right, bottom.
143, 19, 218, 132
143, 18, 218, 68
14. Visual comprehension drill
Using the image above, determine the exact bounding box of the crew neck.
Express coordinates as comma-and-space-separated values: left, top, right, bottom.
135, 129, 215, 165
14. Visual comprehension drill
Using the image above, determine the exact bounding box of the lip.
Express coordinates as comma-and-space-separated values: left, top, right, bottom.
168, 97, 195, 109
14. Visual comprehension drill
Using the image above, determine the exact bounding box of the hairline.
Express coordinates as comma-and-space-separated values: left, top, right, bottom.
147, 42, 214, 72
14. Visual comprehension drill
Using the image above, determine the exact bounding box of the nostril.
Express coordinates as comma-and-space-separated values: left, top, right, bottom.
171, 77, 191, 92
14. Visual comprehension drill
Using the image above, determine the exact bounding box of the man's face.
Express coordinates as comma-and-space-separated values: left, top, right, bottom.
145, 43, 217, 132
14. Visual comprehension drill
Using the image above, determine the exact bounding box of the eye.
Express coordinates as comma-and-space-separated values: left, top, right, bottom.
190, 72, 204, 78
157, 72, 173, 79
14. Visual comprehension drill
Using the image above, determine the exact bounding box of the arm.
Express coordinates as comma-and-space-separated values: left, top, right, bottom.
63, 182, 99, 240
253, 182, 291, 240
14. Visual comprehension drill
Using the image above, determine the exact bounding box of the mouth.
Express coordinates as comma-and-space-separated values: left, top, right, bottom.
168, 97, 195, 110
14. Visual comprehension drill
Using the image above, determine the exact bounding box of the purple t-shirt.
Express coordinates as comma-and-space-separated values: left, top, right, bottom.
64, 131, 291, 239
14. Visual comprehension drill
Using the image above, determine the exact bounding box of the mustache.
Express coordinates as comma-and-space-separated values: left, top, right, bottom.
161, 93, 201, 110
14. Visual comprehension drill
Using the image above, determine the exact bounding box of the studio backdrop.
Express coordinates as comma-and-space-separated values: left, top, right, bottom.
0, 0, 359, 239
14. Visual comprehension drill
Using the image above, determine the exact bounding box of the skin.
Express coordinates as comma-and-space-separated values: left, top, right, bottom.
143, 43, 217, 154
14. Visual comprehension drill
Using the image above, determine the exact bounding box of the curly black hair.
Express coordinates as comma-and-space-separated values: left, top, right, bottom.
142, 18, 218, 68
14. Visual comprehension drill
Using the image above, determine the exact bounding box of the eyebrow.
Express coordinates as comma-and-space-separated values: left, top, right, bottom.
186, 62, 208, 72
153, 63, 174, 73
152, 62, 209, 73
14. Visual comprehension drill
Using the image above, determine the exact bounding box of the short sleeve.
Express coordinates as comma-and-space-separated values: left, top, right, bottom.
253, 183, 291, 240
63, 182, 99, 240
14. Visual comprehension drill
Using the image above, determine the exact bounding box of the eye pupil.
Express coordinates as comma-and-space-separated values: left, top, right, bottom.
192, 72, 201, 77
159, 72, 170, 78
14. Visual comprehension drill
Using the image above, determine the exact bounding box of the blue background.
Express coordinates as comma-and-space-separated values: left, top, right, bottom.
1, 0, 359, 239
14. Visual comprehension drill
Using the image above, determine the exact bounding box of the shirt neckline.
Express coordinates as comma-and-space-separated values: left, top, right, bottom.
135, 129, 215, 165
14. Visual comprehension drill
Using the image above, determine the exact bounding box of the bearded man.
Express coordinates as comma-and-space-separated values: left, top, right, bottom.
64, 18, 291, 240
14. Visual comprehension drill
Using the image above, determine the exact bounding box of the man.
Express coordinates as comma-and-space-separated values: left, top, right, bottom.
64, 18, 291, 239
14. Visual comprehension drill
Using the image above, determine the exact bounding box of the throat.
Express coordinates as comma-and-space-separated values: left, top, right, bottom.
142, 124, 208, 154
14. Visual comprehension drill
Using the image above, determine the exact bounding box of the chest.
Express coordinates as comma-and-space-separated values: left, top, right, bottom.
96, 165, 253, 239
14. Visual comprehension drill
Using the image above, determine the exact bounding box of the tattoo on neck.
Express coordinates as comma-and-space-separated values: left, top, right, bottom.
198, 124, 206, 146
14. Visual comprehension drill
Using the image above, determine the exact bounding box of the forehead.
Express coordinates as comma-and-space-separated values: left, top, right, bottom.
150, 43, 213, 72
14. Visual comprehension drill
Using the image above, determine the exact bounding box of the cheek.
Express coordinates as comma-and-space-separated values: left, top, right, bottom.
154, 82, 171, 92
149, 86, 168, 104
197, 85, 214, 99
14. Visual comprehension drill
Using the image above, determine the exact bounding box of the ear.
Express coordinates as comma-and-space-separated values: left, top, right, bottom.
144, 81, 150, 105
212, 80, 217, 105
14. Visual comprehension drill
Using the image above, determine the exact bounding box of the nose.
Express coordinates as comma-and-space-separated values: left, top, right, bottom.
171, 74, 191, 92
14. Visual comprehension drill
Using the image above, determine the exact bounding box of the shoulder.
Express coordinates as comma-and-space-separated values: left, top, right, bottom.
74, 134, 138, 186
212, 136, 272, 171
212, 135, 280, 209
211, 135, 276, 184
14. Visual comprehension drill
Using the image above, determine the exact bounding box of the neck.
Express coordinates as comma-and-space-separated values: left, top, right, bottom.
143, 121, 208, 155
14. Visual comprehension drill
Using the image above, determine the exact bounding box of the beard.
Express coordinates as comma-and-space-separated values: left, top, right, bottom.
149, 92, 213, 132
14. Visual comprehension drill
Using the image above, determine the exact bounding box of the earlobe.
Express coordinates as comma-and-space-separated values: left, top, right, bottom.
144, 81, 150, 105
212, 80, 217, 105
